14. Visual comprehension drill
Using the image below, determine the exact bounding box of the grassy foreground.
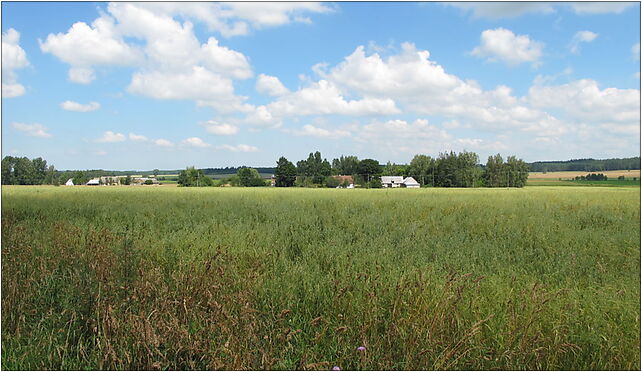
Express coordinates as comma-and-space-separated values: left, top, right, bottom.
2, 186, 640, 370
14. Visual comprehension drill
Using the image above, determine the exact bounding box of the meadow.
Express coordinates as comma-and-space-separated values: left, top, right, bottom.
2, 186, 640, 370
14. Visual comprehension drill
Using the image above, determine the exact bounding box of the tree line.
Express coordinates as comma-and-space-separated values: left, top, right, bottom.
271, 151, 529, 188
529, 157, 640, 172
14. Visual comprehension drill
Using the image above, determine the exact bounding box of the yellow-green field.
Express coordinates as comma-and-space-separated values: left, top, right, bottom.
2, 186, 640, 370
529, 169, 640, 179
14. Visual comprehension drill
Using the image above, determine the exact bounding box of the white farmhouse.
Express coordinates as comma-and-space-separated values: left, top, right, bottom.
65, 178, 74, 186
381, 176, 421, 188
403, 177, 420, 188
381, 176, 405, 188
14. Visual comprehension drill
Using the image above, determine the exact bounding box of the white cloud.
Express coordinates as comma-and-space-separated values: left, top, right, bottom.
633, 43, 640, 61
60, 100, 101, 112
96, 131, 125, 143
154, 138, 174, 147
528, 79, 640, 125
291, 124, 351, 138
2, 29, 30, 98
201, 37, 252, 79
446, 2, 555, 19
128, 133, 148, 141
256, 74, 289, 96
216, 3, 332, 32
322, 43, 549, 131
128, 66, 249, 114
120, 2, 332, 38
39, 16, 142, 84
259, 79, 400, 118
217, 144, 258, 152
446, 2, 633, 18
570, 2, 633, 14
11, 122, 51, 138
181, 137, 211, 147
570, 31, 598, 54
471, 28, 544, 66
202, 121, 239, 135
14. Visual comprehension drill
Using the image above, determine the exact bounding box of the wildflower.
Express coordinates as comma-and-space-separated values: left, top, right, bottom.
357, 346, 366, 351
332, 366, 341, 371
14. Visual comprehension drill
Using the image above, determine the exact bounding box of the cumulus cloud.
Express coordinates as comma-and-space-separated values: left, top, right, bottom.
446, 2, 554, 19
217, 144, 258, 152
128, 133, 148, 141
181, 137, 211, 147
202, 121, 239, 135
446, 2, 633, 18
154, 139, 174, 147
471, 28, 544, 66
256, 74, 289, 96
570, 2, 634, 14
39, 16, 143, 84
122, 2, 332, 38
11, 122, 51, 138
291, 124, 351, 138
2, 29, 30, 98
528, 79, 640, 124
60, 100, 101, 112
570, 31, 598, 54
254, 79, 399, 121
96, 131, 126, 143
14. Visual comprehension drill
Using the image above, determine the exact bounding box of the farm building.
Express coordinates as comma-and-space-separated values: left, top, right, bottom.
133, 177, 159, 185
381, 176, 421, 188
65, 178, 74, 186
381, 176, 405, 188
403, 177, 420, 188
86, 178, 100, 186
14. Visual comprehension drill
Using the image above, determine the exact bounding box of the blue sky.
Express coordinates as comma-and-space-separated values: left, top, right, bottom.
2, 2, 640, 170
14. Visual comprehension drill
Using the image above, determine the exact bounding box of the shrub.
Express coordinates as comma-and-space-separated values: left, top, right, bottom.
325, 176, 340, 188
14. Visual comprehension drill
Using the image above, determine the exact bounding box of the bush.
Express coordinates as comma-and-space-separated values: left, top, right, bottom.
144, 179, 153, 185
618, 175, 625, 180
325, 176, 340, 188
368, 178, 383, 188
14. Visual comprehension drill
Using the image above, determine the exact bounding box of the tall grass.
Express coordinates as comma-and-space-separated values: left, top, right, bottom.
2, 186, 640, 370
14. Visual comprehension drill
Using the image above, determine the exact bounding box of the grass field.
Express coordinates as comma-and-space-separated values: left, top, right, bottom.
2, 186, 640, 370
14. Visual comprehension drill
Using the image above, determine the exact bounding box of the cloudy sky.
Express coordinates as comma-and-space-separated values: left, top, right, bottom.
2, 2, 640, 170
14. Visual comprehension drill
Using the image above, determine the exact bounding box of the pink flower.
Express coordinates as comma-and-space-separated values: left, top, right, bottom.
332, 366, 341, 371
357, 346, 366, 351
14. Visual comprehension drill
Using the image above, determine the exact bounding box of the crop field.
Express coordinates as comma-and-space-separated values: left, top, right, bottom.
1, 186, 640, 370
529, 169, 640, 180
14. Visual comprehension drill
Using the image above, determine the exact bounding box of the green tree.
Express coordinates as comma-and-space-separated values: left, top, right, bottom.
368, 178, 383, 188
44, 165, 56, 185
31, 157, 48, 184
297, 151, 331, 184
332, 155, 360, 175
504, 156, 529, 187
237, 167, 264, 187
382, 161, 405, 176
408, 154, 435, 186
72, 171, 89, 186
324, 176, 340, 188
178, 167, 212, 187
484, 154, 504, 187
2, 156, 16, 185
13, 157, 35, 185
153, 169, 160, 178
275, 156, 297, 187
357, 159, 381, 184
